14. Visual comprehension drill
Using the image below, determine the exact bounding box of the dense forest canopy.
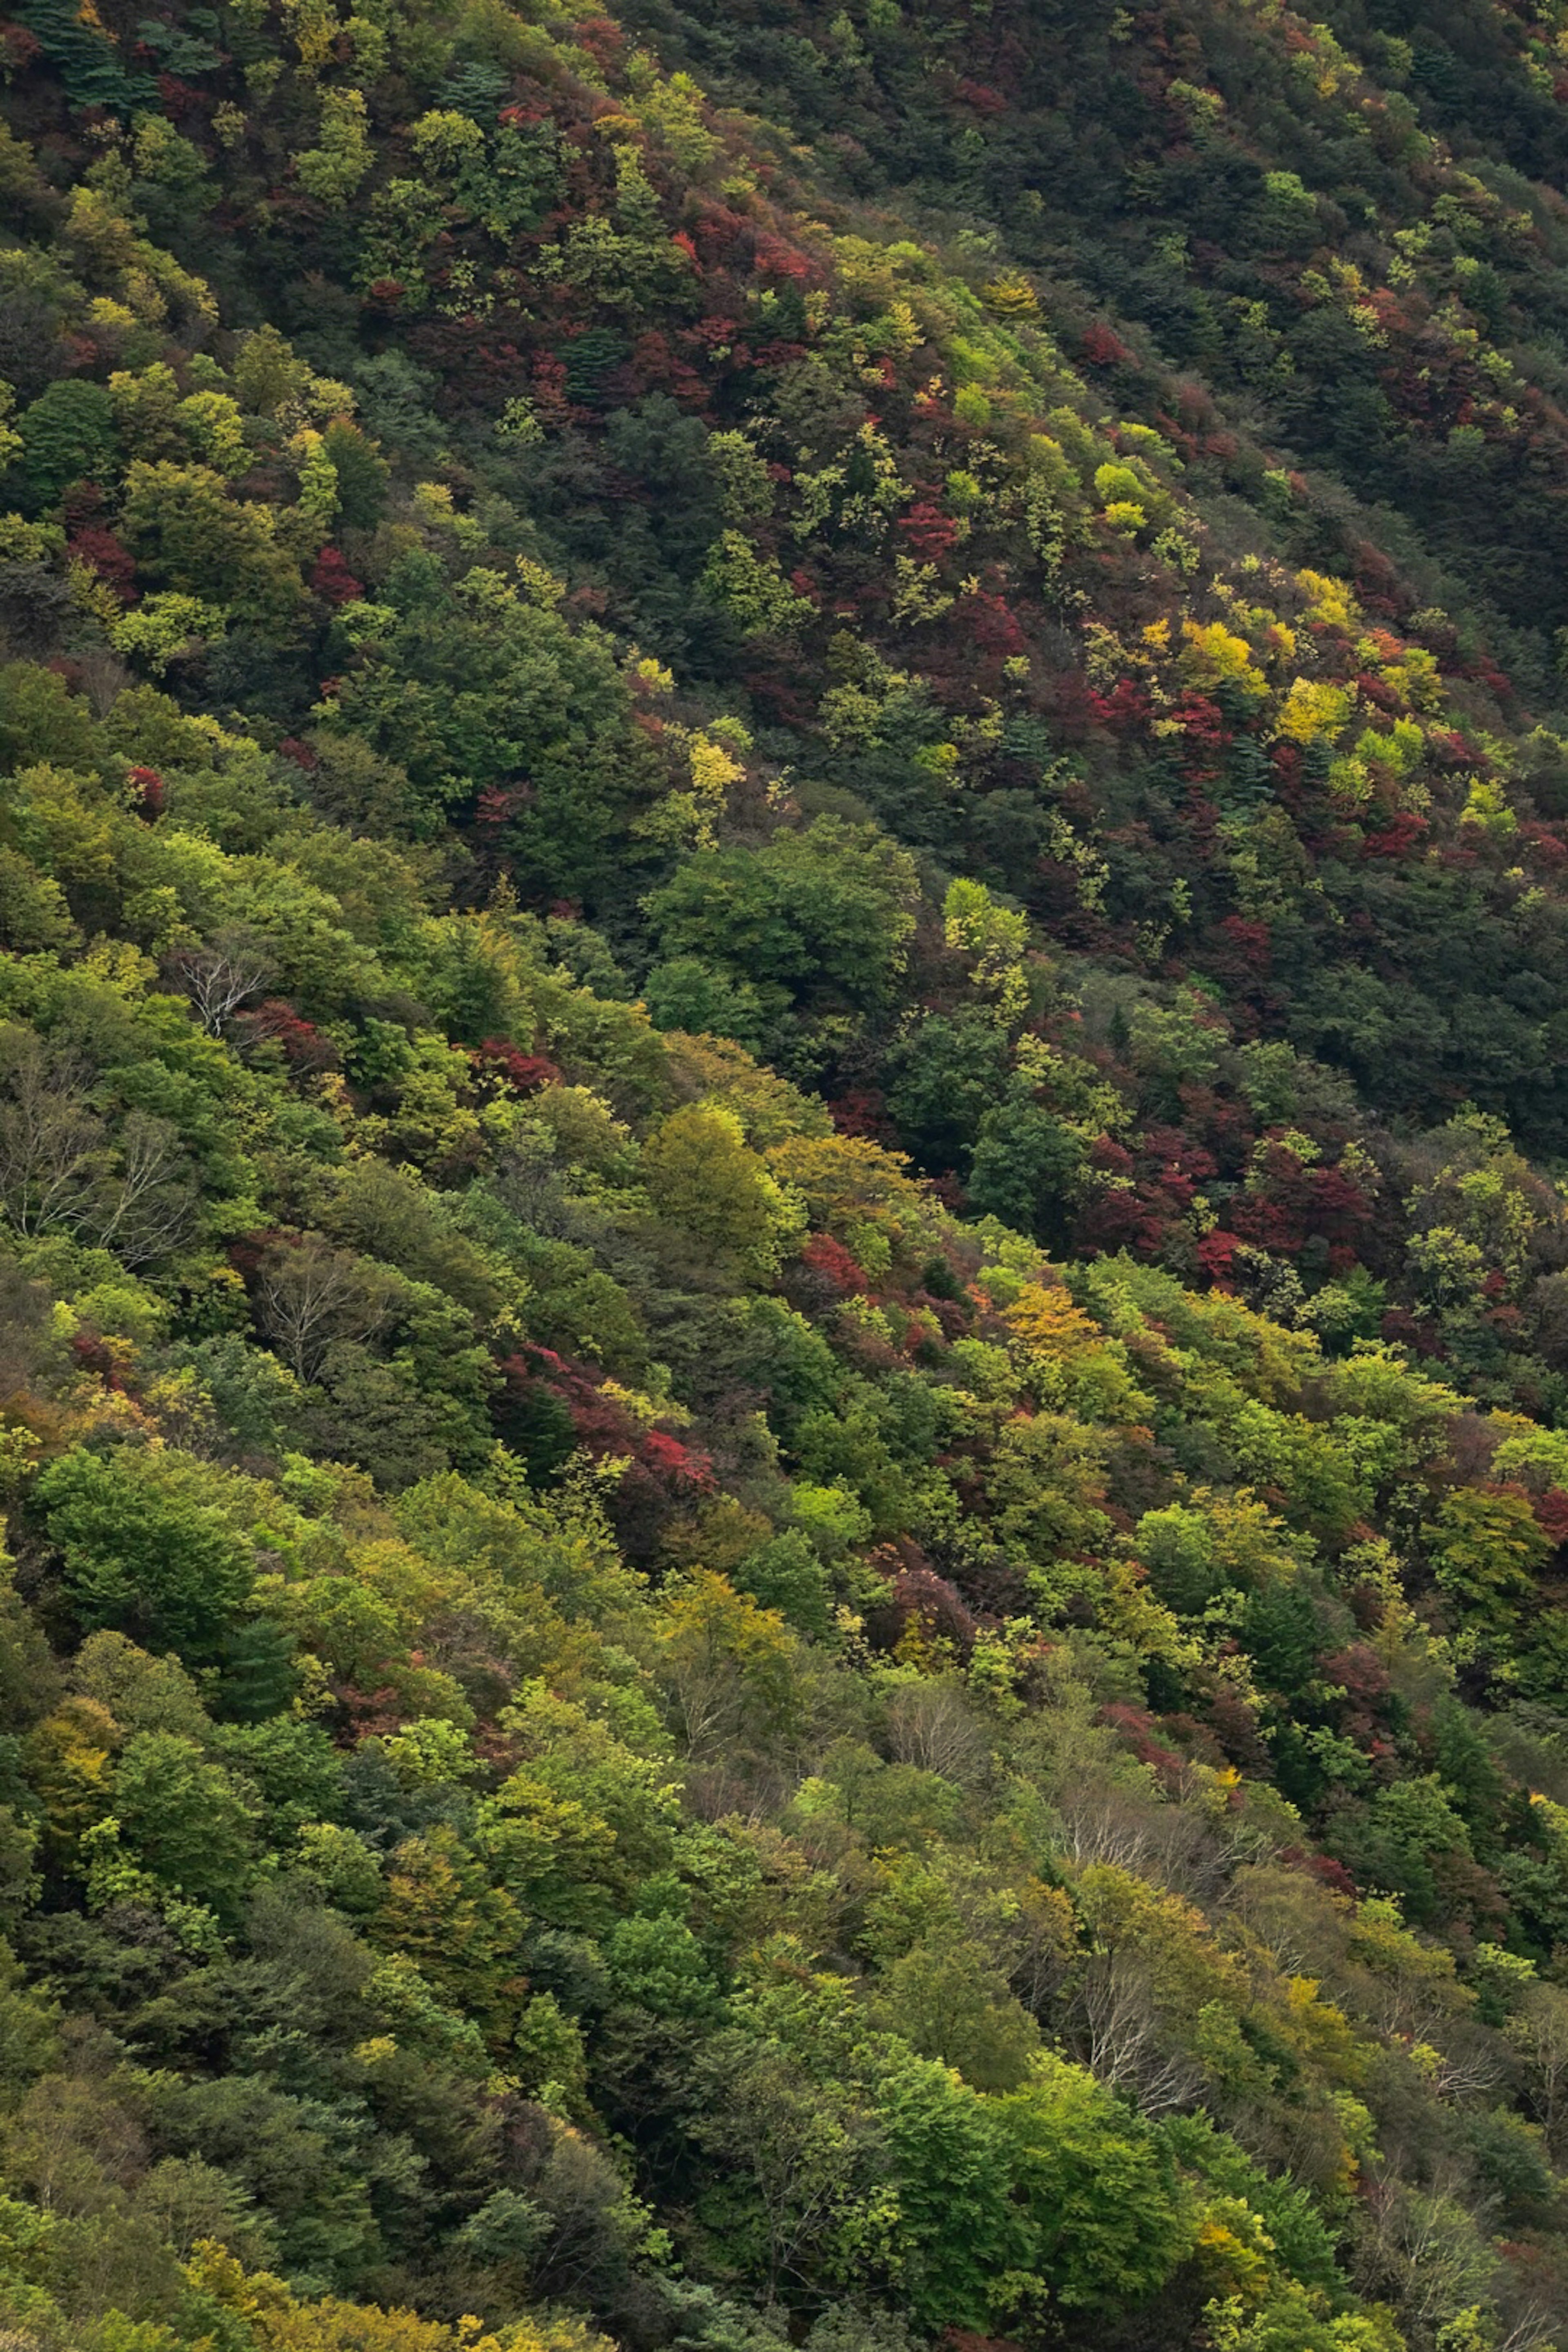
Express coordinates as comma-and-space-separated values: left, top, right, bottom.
15, 0, 1568, 2343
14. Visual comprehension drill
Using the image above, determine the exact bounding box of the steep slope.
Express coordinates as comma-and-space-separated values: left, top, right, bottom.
7, 0, 1568, 2348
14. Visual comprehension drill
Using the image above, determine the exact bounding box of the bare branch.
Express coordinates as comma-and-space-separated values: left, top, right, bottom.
254, 1236, 399, 1382
91, 1111, 200, 1268
170, 929, 275, 1034
0, 1032, 106, 1238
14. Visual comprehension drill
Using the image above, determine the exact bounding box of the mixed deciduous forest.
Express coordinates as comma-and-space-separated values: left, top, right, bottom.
16, 0, 1568, 2343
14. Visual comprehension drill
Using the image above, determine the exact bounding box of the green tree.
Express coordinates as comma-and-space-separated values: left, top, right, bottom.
885, 1011, 1011, 1174
655, 1572, 800, 1759
12, 379, 118, 509
691, 2022, 884, 2300
604, 1909, 719, 2017
967, 1093, 1089, 1240
996, 2053, 1194, 2309
321, 419, 389, 530
642, 1104, 803, 1281
1429, 1486, 1550, 1619
111, 1728, 258, 1920
646, 820, 919, 1016
37, 1446, 256, 1658
868, 1933, 1041, 2093
868, 2050, 1031, 2329
373, 1824, 528, 2047
642, 955, 779, 1053
120, 461, 305, 629
321, 557, 651, 886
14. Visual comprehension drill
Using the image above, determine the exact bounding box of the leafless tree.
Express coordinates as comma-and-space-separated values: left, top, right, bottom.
1498, 2302, 1564, 2352
1056, 1776, 1223, 1900
169, 929, 275, 1034
0, 1037, 200, 1270
1428, 2026, 1508, 2103
0, 1032, 105, 1237
1352, 2172, 1501, 2337
91, 1111, 199, 1267
886, 1675, 986, 1780
254, 1236, 399, 1382
71, 646, 133, 716
1071, 1947, 1202, 2114
1509, 1981, 1568, 2154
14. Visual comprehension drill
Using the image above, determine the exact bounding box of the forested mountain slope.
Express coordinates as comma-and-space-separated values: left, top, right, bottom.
11, 0, 1568, 2345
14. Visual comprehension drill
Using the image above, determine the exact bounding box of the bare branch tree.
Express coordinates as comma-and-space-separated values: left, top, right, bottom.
1056, 1779, 1217, 1895
1428, 2031, 1508, 2103
1070, 1948, 1203, 2115
254, 1236, 399, 1383
169, 929, 275, 1034
1352, 2172, 1501, 2335
886, 1676, 986, 1779
91, 1111, 200, 1268
0, 1032, 106, 1238
1509, 1982, 1568, 2155
1499, 2302, 1563, 2352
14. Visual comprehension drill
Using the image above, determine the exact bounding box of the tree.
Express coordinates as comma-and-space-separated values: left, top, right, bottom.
111, 1728, 258, 1920
655, 1572, 800, 1760
1506, 1981, 1568, 2156
646, 820, 920, 1016
321, 420, 389, 530
604, 1910, 718, 2018
72, 1630, 209, 1741
967, 1093, 1089, 1239
0, 1028, 106, 1238
0, 1039, 195, 1270
373, 1825, 528, 2047
253, 1237, 400, 1384
1330, 1777, 1478, 1927
37, 1446, 256, 1658
170, 929, 276, 1033
996, 2052, 1194, 2309
691, 2023, 884, 2299
295, 87, 372, 204
870, 2048, 1033, 2330
120, 461, 305, 629
187, 2242, 462, 2352
884, 1011, 1010, 1174
642, 955, 779, 1054
13, 379, 118, 509
321, 560, 650, 889
868, 1933, 1041, 2092
641, 1104, 803, 1281
91, 1110, 200, 1269
1429, 1486, 1550, 1620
